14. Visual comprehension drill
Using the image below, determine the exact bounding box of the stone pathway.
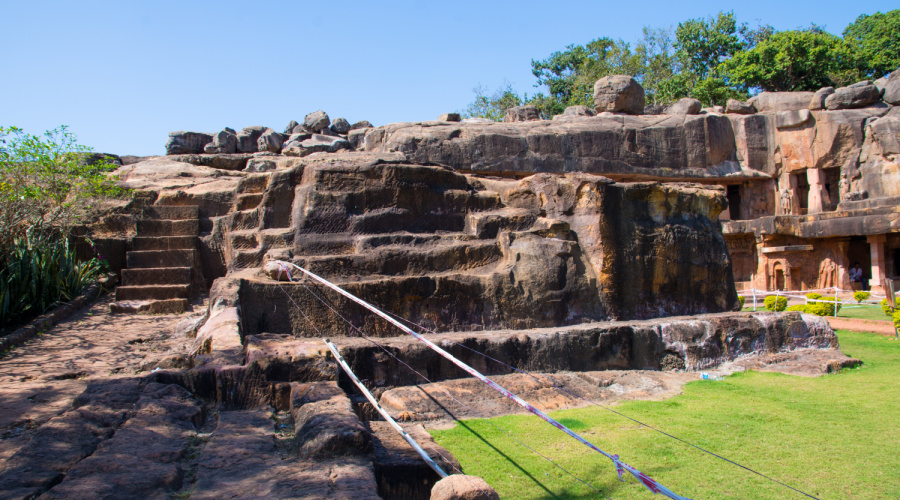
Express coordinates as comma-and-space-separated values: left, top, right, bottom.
0, 295, 194, 463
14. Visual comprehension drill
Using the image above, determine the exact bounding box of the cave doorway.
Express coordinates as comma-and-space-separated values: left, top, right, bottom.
727, 185, 742, 220
773, 262, 785, 291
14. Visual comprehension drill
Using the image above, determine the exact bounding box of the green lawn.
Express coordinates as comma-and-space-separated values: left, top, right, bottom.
431, 331, 900, 499
741, 302, 892, 322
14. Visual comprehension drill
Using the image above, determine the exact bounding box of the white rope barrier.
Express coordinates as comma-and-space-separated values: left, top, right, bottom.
274, 260, 693, 500
323, 339, 449, 479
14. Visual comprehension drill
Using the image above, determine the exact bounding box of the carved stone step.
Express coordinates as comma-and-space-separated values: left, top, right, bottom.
115, 284, 191, 301
143, 205, 199, 220
132, 236, 197, 251
122, 267, 192, 286
109, 298, 188, 314
136, 219, 199, 237
126, 249, 195, 268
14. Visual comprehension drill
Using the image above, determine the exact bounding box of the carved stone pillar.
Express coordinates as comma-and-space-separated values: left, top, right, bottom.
806, 168, 829, 214
868, 234, 887, 292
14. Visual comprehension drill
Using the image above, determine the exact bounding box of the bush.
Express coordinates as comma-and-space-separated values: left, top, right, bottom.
0, 236, 103, 328
818, 296, 842, 314
0, 125, 119, 329
854, 291, 871, 303
894, 311, 900, 331
764, 295, 788, 311
738, 296, 745, 308
883, 299, 894, 316
806, 292, 822, 300
787, 304, 807, 312
808, 302, 837, 316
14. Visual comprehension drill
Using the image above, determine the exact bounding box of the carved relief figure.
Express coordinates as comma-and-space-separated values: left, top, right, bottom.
780, 188, 792, 215
818, 257, 837, 289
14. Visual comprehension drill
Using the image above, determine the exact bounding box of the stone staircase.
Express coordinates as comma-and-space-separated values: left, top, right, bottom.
110, 205, 200, 314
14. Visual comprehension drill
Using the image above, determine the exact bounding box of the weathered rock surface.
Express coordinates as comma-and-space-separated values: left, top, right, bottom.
330, 117, 352, 134
204, 128, 237, 154
726, 99, 756, 115
305, 110, 330, 132
776, 109, 812, 129
750, 92, 816, 112
593, 75, 644, 114
825, 82, 882, 110
438, 113, 462, 122
666, 97, 702, 115
369, 114, 742, 179
431, 475, 500, 500
883, 69, 900, 105
165, 131, 212, 155
351, 119, 373, 129
562, 105, 595, 117
809, 87, 835, 110
236, 126, 267, 153
256, 128, 283, 153
503, 105, 541, 122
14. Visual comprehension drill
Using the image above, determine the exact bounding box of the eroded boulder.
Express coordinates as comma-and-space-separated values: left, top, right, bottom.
503, 105, 541, 122
593, 75, 644, 114
666, 97, 702, 115
256, 128, 283, 153
825, 82, 882, 110
330, 117, 352, 134
304, 110, 330, 132
750, 92, 816, 112
165, 131, 213, 155
431, 475, 499, 500
726, 99, 756, 115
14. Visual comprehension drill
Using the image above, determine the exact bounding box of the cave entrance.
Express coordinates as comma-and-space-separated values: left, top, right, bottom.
795, 173, 810, 215
727, 185, 742, 220
773, 262, 785, 291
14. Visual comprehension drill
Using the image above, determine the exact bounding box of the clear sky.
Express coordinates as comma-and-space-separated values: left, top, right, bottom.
2, 1, 896, 156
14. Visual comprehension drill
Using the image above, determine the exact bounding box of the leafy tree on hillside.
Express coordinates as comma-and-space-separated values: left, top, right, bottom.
461, 84, 524, 121
843, 10, 900, 78
720, 28, 862, 91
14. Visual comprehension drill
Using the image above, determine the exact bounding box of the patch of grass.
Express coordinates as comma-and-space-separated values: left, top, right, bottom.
837, 304, 892, 321
431, 330, 900, 499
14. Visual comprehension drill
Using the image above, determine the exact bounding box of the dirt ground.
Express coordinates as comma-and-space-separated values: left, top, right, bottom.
0, 295, 197, 463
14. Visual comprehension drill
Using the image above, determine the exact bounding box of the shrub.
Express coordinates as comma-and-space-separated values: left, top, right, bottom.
807, 302, 837, 316
818, 296, 842, 314
764, 295, 788, 311
883, 299, 893, 316
786, 304, 807, 312
894, 311, 900, 331
806, 292, 822, 300
0, 236, 103, 328
853, 291, 871, 303
738, 296, 745, 308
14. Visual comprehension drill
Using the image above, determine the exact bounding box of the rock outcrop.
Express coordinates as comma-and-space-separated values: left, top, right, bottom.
593, 75, 645, 114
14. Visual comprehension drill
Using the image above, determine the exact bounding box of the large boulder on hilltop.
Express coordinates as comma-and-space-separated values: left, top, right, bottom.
504, 105, 541, 122
593, 75, 644, 114
257, 128, 284, 153
284, 120, 299, 134
204, 128, 237, 154
304, 110, 330, 132
809, 87, 835, 110
665, 98, 702, 115
330, 117, 352, 134
882, 70, 900, 105
749, 92, 816, 112
165, 131, 212, 155
562, 105, 595, 117
725, 99, 756, 115
825, 82, 882, 110
282, 134, 349, 156
236, 126, 267, 153
351, 120, 373, 130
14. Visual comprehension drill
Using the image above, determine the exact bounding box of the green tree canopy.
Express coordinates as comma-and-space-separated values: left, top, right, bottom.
843, 10, 900, 78
720, 29, 861, 91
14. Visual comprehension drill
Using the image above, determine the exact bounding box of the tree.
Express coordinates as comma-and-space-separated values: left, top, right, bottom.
843, 10, 900, 78
0, 126, 123, 250
0, 126, 121, 327
720, 29, 861, 92
674, 11, 745, 80
462, 84, 524, 121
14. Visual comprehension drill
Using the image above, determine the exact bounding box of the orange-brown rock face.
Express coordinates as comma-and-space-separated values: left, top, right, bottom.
223, 154, 736, 336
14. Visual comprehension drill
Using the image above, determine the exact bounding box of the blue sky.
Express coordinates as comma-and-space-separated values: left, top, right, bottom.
3, 1, 896, 156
